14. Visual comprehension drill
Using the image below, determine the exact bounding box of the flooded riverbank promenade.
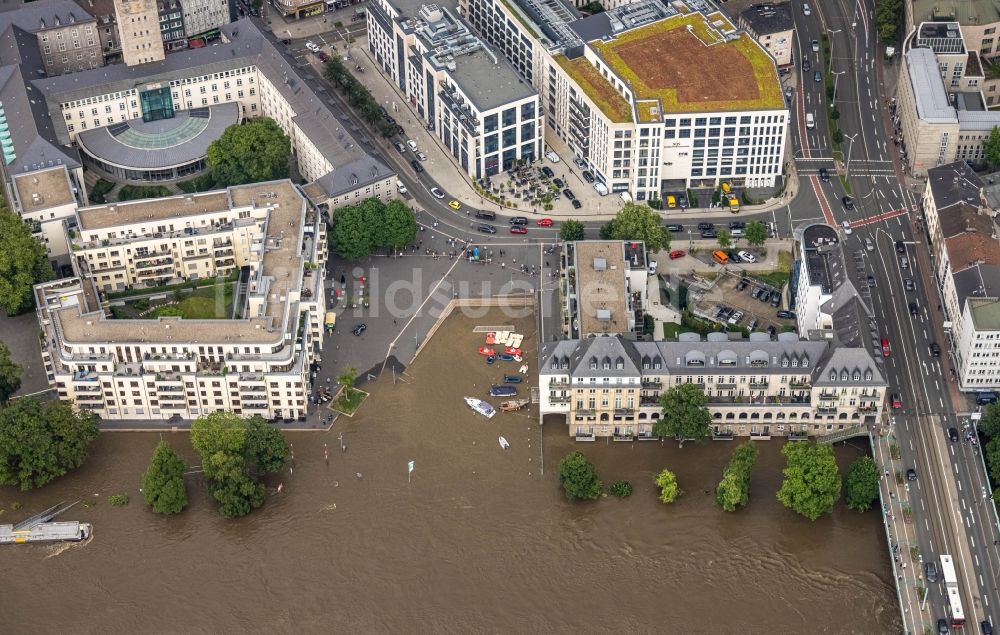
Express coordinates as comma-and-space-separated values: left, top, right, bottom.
1, 308, 900, 633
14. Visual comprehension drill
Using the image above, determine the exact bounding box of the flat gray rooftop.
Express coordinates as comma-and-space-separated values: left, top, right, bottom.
76, 103, 240, 170
907, 47, 957, 123
78, 190, 232, 231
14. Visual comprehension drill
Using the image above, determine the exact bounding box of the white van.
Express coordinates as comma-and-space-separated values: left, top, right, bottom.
620, 191, 633, 203
802, 3, 811, 14
731, 228, 744, 238
396, 180, 407, 194
593, 182, 609, 196
805, 113, 815, 129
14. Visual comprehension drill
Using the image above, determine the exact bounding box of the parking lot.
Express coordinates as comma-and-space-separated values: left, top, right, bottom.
693, 271, 796, 335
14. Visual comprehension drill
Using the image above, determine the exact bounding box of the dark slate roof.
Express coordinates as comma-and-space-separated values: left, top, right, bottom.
953, 263, 1000, 311
813, 348, 885, 387
926, 161, 984, 210
739, 3, 794, 35
10, 15, 392, 198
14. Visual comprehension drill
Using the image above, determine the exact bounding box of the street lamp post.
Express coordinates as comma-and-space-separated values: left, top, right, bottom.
826, 29, 841, 74
844, 133, 858, 177
831, 70, 846, 104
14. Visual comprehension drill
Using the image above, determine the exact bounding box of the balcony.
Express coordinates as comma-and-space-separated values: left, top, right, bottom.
549, 394, 570, 404
613, 432, 634, 442
819, 391, 838, 400
789, 430, 810, 440
641, 379, 662, 388
574, 431, 596, 441
860, 390, 880, 399
613, 408, 635, 416
816, 406, 838, 414
712, 430, 735, 441
748, 381, 769, 389
640, 396, 660, 406
716, 382, 737, 389
857, 405, 879, 413
137, 266, 173, 278
789, 381, 811, 389
708, 395, 812, 406
576, 408, 596, 416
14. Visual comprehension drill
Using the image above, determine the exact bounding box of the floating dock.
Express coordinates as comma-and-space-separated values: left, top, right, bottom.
0, 501, 91, 545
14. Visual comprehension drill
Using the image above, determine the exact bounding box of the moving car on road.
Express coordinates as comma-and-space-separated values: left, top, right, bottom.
478, 224, 497, 234
509, 216, 528, 225
892, 394, 902, 409
536, 217, 553, 226
410, 159, 423, 173
668, 250, 686, 260
430, 187, 445, 199
842, 196, 854, 210
510, 226, 527, 235
448, 200, 461, 210
666, 224, 684, 232
907, 467, 917, 481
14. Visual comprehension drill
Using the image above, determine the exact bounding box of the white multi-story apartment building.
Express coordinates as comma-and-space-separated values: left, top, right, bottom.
921, 162, 1000, 391
367, 0, 542, 178
538, 333, 886, 441
35, 180, 327, 422
9, 166, 82, 272
461, 0, 788, 197
793, 222, 872, 346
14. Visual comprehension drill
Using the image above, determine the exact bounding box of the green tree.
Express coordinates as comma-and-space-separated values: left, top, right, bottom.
141, 441, 189, 514
558, 450, 602, 501
654, 468, 681, 503
330, 204, 374, 261
206, 117, 291, 187
381, 200, 418, 251
604, 203, 670, 253
191, 411, 288, 518
0, 207, 54, 315
776, 442, 842, 520
986, 437, 1000, 484
986, 127, 1000, 169
844, 455, 880, 512
981, 402, 1000, 438
716, 228, 732, 250
874, 0, 902, 43
559, 219, 586, 242
0, 398, 99, 491
337, 366, 358, 392
655, 383, 711, 445
0, 341, 22, 403
831, 128, 844, 145
744, 220, 768, 248
715, 441, 758, 512
598, 221, 615, 240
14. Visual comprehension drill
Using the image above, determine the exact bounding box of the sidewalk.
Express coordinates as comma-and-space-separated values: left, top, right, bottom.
355, 38, 800, 221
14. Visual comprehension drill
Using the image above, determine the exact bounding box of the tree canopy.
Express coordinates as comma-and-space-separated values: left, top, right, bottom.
655, 468, 681, 503
715, 441, 758, 512
776, 442, 842, 520
330, 198, 418, 261
142, 441, 189, 514
191, 411, 288, 518
558, 219, 586, 242
655, 383, 711, 444
0, 397, 99, 490
744, 220, 768, 248
206, 117, 291, 187
0, 341, 22, 404
0, 206, 54, 315
602, 203, 670, 253
716, 228, 732, 250
986, 127, 1000, 170
558, 450, 602, 501
874, 0, 902, 44
844, 455, 880, 512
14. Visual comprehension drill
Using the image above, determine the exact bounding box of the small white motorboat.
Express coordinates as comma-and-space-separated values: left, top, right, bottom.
464, 397, 496, 419
498, 436, 510, 449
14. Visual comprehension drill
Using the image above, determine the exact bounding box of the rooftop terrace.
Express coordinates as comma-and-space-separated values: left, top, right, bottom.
77, 190, 232, 231
590, 11, 783, 115
573, 241, 629, 336
555, 53, 632, 123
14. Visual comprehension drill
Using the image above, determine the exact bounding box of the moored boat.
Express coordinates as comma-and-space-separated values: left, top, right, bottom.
500, 399, 529, 412
464, 396, 496, 419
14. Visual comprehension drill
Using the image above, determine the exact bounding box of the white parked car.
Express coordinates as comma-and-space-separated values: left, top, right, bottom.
406, 139, 418, 151
727, 310, 744, 325
737, 250, 757, 263
545, 150, 560, 163
430, 187, 445, 199
396, 180, 407, 194
305, 41, 320, 53
864, 237, 874, 251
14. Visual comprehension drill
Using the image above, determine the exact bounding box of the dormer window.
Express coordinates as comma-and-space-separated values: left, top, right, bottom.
791, 359, 798, 367
864, 370, 872, 381
782, 358, 789, 367
589, 357, 597, 370
802, 357, 809, 367
550, 358, 558, 369
841, 371, 849, 381
830, 371, 837, 381
615, 356, 624, 370
643, 361, 650, 370
853, 371, 860, 381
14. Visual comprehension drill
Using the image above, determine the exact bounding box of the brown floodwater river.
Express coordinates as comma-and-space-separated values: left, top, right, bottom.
1, 309, 901, 633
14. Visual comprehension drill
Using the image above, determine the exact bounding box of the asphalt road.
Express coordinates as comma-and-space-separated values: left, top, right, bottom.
794, 0, 1000, 630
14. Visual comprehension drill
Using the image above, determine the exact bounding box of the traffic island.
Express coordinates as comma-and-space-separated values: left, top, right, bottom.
331, 386, 369, 417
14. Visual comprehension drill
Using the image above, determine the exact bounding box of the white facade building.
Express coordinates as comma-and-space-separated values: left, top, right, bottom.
35, 180, 327, 422
367, 0, 542, 178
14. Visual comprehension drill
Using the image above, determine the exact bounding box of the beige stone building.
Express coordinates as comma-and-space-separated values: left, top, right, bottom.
10, 166, 82, 271
114, 0, 165, 66
35, 180, 328, 422
538, 334, 887, 441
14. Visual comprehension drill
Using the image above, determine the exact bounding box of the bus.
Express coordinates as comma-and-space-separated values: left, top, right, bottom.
941, 555, 966, 628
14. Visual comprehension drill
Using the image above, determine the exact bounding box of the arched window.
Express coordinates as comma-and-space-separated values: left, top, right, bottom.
615, 356, 624, 370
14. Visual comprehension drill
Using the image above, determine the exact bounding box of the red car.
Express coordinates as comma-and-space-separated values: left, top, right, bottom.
536, 218, 553, 227
891, 393, 902, 409
668, 250, 686, 260
510, 226, 528, 234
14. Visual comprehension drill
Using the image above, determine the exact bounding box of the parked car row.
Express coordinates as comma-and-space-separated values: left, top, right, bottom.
736, 277, 781, 308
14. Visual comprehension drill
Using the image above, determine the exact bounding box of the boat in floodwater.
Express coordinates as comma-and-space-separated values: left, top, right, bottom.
464, 397, 496, 419
0, 501, 91, 545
